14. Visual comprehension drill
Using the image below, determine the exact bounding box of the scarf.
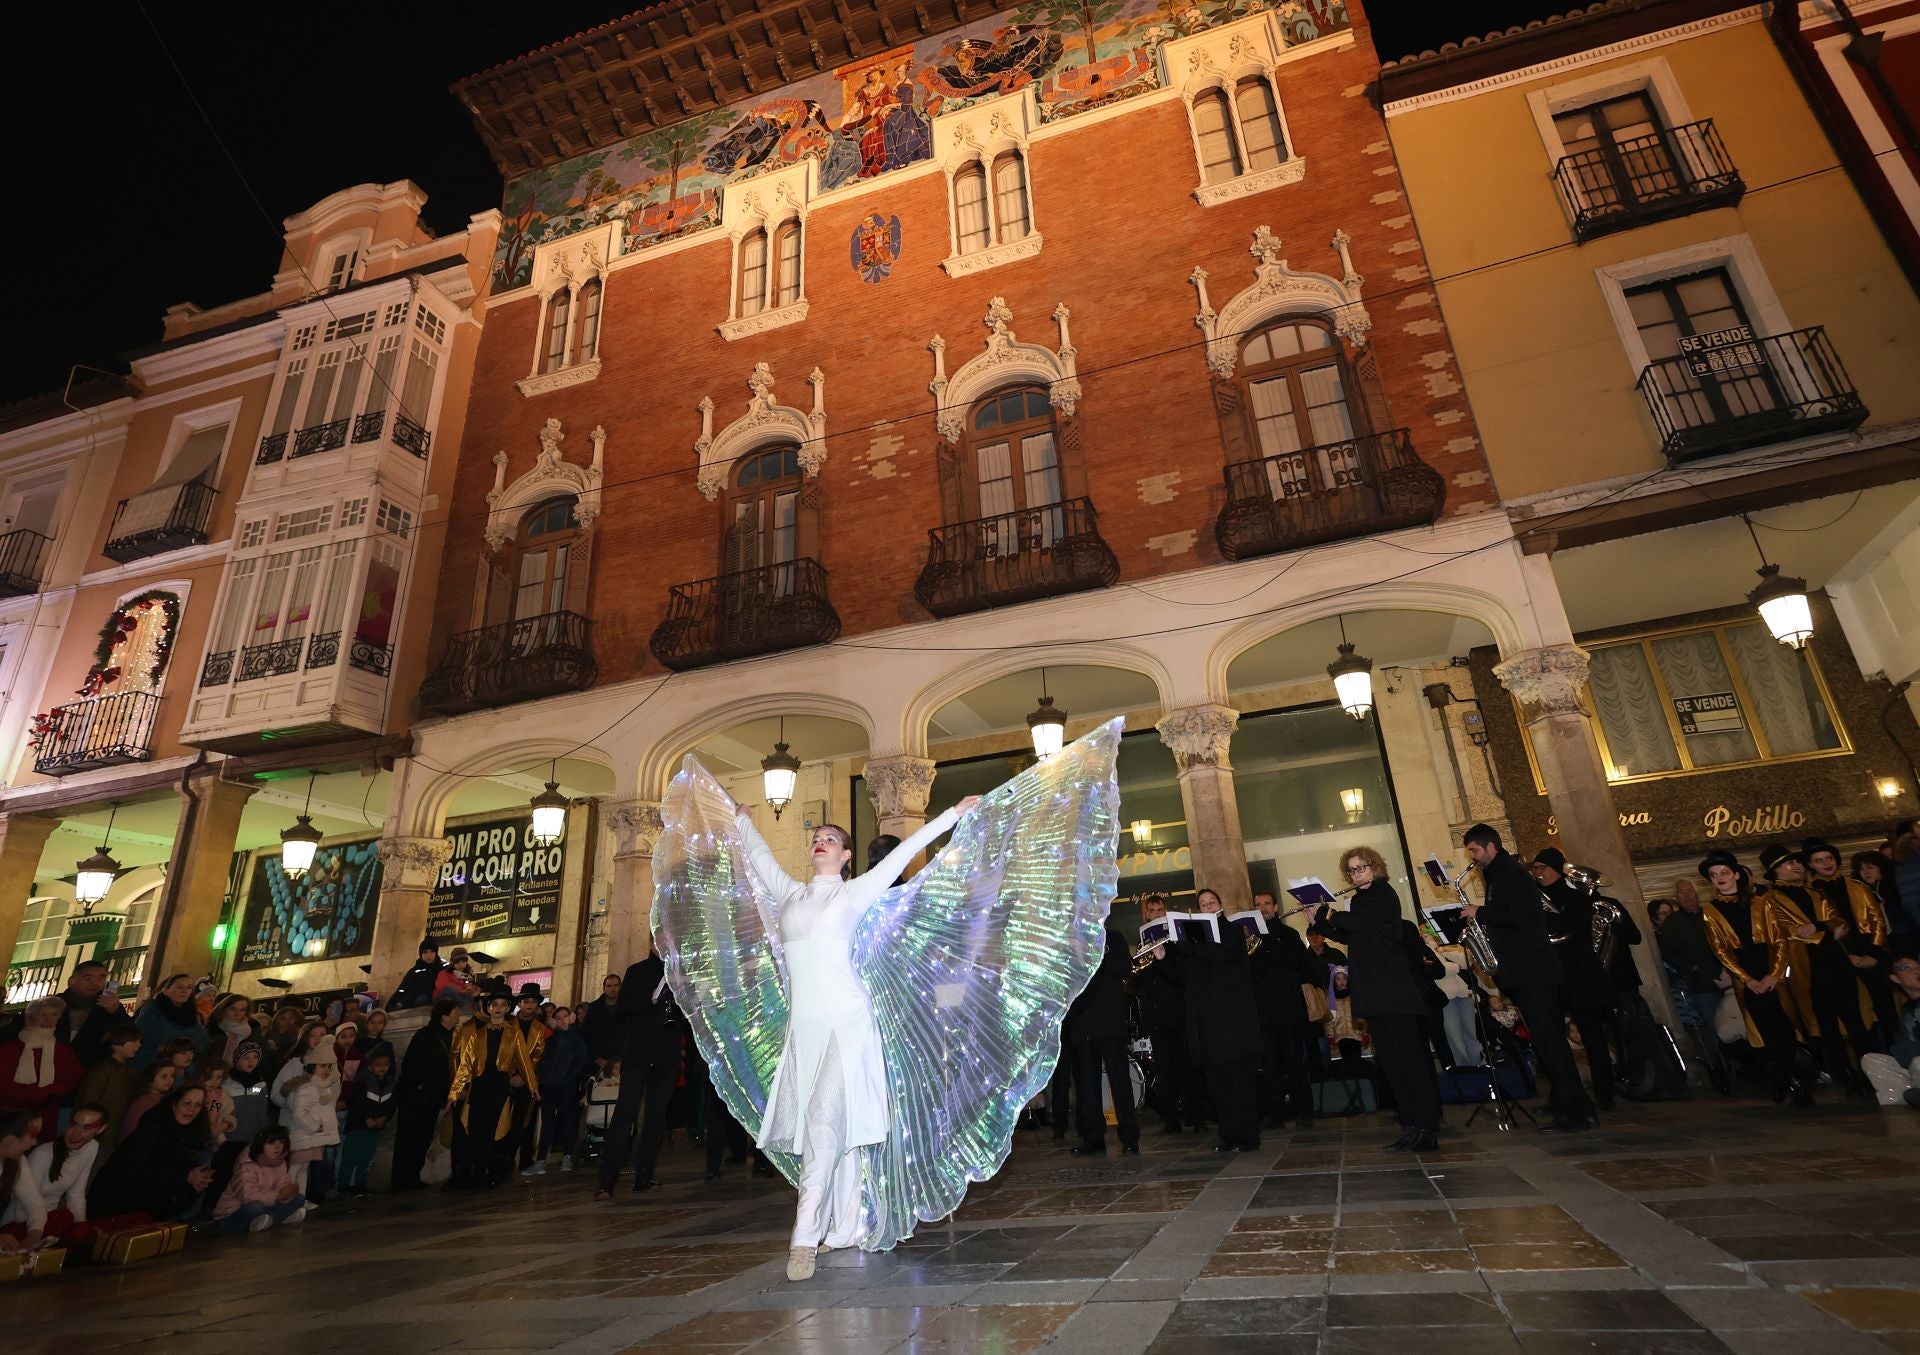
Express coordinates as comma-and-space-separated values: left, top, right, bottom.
15, 1027, 54, 1086
149, 993, 200, 1030
219, 1019, 253, 1059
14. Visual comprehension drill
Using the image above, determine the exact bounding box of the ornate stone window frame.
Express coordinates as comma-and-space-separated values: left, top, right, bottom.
1190, 226, 1369, 379
936, 90, 1045, 278
928, 296, 1081, 441
518, 222, 618, 398
693, 363, 827, 501
719, 161, 812, 342
1166, 13, 1307, 207
484, 416, 605, 552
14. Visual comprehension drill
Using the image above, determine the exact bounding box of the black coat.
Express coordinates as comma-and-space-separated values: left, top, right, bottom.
580, 996, 625, 1063
618, 956, 687, 1064
1310, 882, 1426, 1018
88, 1105, 206, 1219
55, 991, 124, 1069
398, 1018, 455, 1110
1478, 850, 1564, 989
1305, 940, 1346, 986
1248, 921, 1312, 1029
392, 958, 445, 1011
1553, 888, 1644, 1007
1657, 908, 1719, 987
1175, 923, 1264, 1066
1132, 952, 1185, 1034
1401, 922, 1449, 1011
1064, 925, 1131, 1044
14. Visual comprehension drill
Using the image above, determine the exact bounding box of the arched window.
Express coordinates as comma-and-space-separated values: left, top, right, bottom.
1235, 79, 1286, 172
968, 386, 1061, 550
951, 153, 1032, 259
725, 445, 802, 578
543, 287, 572, 373
574, 279, 603, 364
992, 153, 1031, 242
1191, 78, 1289, 187
1239, 319, 1359, 497
954, 164, 991, 255
738, 230, 769, 317
772, 222, 803, 308
1193, 89, 1242, 184
512, 496, 580, 620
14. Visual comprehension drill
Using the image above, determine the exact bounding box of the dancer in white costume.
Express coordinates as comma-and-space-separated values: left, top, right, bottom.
732, 800, 977, 1280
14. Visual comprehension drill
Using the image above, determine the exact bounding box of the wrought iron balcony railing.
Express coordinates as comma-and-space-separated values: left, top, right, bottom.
237, 638, 304, 682
256, 432, 289, 465
3, 955, 64, 1007
200, 649, 235, 687
1637, 325, 1868, 462
99, 946, 147, 994
292, 417, 350, 459
1215, 428, 1446, 562
650, 558, 840, 671
1553, 118, 1744, 241
32, 690, 159, 777
0, 528, 51, 597
420, 610, 597, 714
914, 497, 1119, 618
103, 480, 216, 564
392, 412, 431, 458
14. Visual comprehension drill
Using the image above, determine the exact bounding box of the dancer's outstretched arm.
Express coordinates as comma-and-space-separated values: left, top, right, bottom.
850, 796, 979, 911
735, 808, 805, 908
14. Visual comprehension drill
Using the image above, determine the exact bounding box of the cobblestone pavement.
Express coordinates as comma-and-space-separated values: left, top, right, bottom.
10, 1096, 1920, 1354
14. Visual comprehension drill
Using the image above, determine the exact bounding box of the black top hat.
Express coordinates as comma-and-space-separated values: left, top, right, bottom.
1757, 843, 1808, 880
516, 982, 544, 1000
1697, 849, 1746, 881
1800, 838, 1842, 863
1532, 846, 1568, 875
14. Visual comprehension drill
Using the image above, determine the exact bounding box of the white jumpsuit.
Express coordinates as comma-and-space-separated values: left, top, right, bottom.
737, 807, 959, 1250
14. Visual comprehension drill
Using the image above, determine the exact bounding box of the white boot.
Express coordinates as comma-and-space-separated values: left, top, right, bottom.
248, 1214, 275, 1233
786, 1246, 817, 1282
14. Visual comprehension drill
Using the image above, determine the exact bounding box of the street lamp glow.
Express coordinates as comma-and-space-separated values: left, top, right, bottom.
528, 781, 569, 847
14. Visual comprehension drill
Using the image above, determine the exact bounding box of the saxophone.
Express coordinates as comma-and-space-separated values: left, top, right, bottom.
1453, 864, 1500, 975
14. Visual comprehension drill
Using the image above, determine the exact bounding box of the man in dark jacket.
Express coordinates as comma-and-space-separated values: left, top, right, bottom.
595, 954, 686, 1197
580, 972, 624, 1072
391, 997, 461, 1190
1463, 824, 1595, 1131
1134, 894, 1202, 1134
1536, 847, 1635, 1112
1248, 891, 1314, 1128
391, 941, 445, 1011
53, 961, 124, 1068
1064, 922, 1139, 1156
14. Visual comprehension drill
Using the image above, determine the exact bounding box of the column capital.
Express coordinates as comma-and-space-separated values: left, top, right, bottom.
376, 836, 453, 892
604, 798, 664, 858
1494, 644, 1592, 717
1155, 704, 1239, 771
863, 755, 937, 820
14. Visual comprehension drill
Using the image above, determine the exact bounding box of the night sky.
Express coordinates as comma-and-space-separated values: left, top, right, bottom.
2, 2, 1565, 406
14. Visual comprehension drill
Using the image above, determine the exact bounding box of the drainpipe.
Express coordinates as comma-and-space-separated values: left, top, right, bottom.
145, 750, 209, 996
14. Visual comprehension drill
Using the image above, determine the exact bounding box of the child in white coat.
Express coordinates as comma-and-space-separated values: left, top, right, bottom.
283, 1044, 342, 1207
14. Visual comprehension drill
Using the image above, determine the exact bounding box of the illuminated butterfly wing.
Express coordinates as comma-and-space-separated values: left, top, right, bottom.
650, 756, 801, 1183
851, 716, 1123, 1250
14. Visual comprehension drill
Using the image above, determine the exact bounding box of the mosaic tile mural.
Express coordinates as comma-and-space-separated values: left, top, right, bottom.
492, 0, 1351, 289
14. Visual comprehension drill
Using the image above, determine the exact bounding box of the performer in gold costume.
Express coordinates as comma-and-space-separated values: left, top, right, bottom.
1700, 850, 1812, 1104
447, 991, 540, 1188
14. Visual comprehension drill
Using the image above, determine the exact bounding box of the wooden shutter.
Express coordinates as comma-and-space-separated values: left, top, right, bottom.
1347, 344, 1396, 439
1212, 374, 1256, 466
561, 531, 593, 615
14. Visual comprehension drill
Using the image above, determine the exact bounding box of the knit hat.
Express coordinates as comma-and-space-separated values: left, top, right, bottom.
448, 947, 470, 964
418, 939, 440, 956
304, 1044, 338, 1067
234, 1039, 263, 1063
1532, 847, 1569, 875
1697, 849, 1746, 881
1758, 843, 1808, 881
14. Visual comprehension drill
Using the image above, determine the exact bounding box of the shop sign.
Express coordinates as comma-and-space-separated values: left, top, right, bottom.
1545, 810, 1653, 836
426, 816, 565, 944
1672, 691, 1744, 735
1677, 324, 1762, 377
1120, 846, 1191, 877
1702, 803, 1807, 839
235, 841, 381, 970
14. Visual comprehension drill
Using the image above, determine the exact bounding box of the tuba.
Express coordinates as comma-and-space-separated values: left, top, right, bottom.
1565, 863, 1625, 972
1452, 864, 1500, 976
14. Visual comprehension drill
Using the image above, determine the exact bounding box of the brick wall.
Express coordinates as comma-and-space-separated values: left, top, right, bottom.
437, 11, 1496, 686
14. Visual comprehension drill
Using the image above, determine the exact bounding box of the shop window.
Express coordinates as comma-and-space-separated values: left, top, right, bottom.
1582, 618, 1846, 781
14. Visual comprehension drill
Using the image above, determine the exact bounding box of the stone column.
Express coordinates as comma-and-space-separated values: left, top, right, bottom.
151, 778, 257, 989
603, 798, 664, 977
1494, 644, 1681, 1032
864, 754, 937, 856
0, 813, 61, 964
1155, 704, 1252, 913
368, 836, 454, 1000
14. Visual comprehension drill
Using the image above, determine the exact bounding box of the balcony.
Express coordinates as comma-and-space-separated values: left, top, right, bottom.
1215, 428, 1446, 561
914, 497, 1119, 618
103, 481, 216, 564
0, 528, 51, 597
420, 610, 597, 714
236, 637, 304, 682
4, 955, 63, 1006
650, 558, 840, 671
260, 412, 431, 467
31, 690, 159, 777
1554, 119, 1744, 241
1638, 325, 1868, 463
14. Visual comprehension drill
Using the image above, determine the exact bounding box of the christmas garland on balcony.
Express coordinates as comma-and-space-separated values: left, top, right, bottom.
31, 591, 182, 747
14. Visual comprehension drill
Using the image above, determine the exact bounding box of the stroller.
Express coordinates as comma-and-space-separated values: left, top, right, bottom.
577, 1070, 622, 1162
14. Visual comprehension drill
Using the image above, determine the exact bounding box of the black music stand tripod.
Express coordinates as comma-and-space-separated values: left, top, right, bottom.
1461, 970, 1537, 1132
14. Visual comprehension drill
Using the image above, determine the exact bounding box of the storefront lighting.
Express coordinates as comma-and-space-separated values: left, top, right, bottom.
304, 936, 328, 959
1328, 616, 1375, 720
529, 762, 568, 847
1339, 787, 1365, 821
761, 718, 801, 819
1130, 818, 1153, 845
211, 922, 230, 950
1027, 668, 1068, 759
74, 806, 121, 911
279, 774, 324, 879
1877, 776, 1904, 804
1743, 516, 1813, 649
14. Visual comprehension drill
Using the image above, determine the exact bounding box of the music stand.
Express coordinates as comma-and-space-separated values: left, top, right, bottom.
1460, 969, 1536, 1131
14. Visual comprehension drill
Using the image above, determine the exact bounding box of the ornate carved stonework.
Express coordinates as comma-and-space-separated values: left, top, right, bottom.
864, 756, 938, 821
516, 358, 602, 398
928, 297, 1082, 440
694, 364, 828, 499
604, 798, 665, 857
484, 418, 606, 551
1495, 645, 1594, 719
1193, 157, 1308, 208
1191, 227, 1372, 378
377, 836, 454, 891
940, 232, 1045, 278
1156, 705, 1240, 771
717, 296, 810, 343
